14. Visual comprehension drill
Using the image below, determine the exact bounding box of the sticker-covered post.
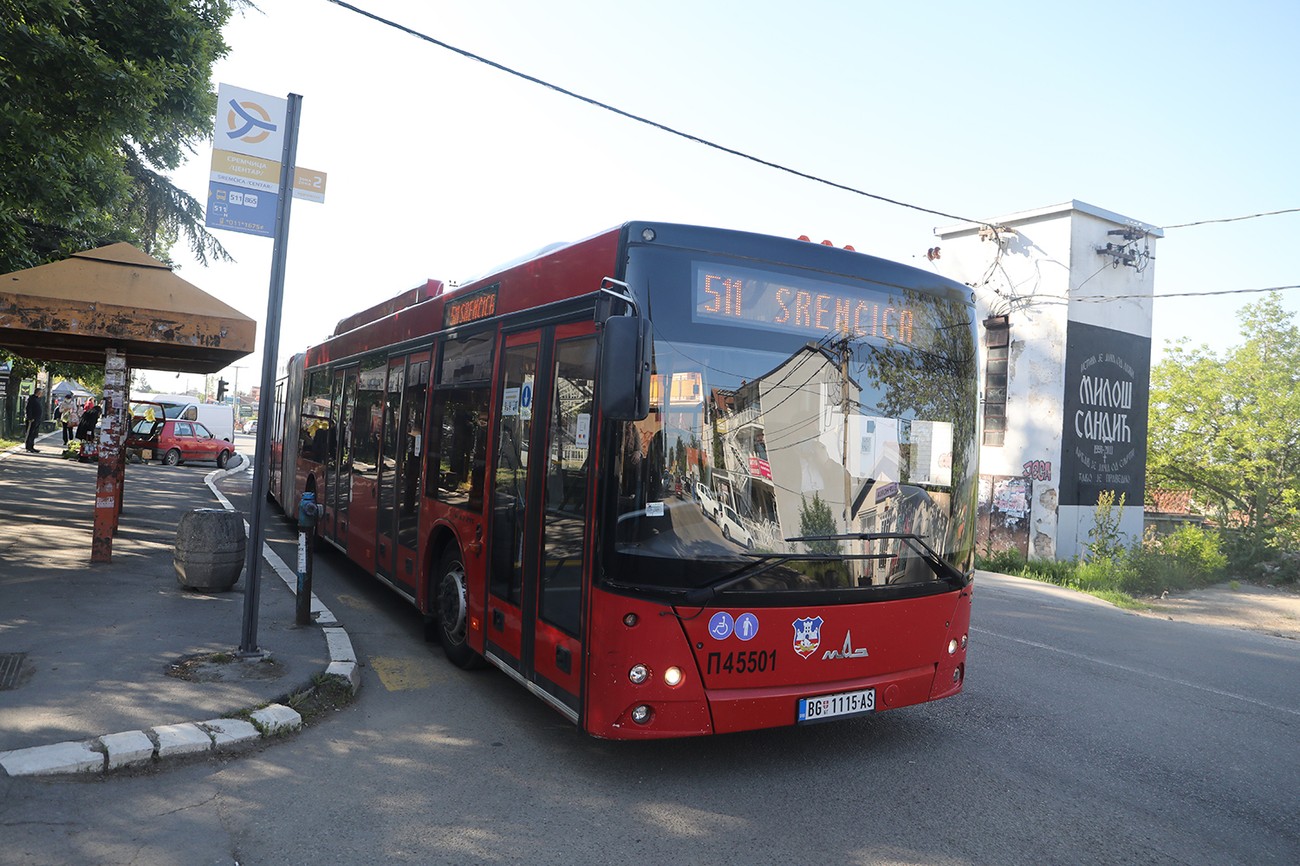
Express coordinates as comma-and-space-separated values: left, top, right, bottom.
91, 349, 128, 563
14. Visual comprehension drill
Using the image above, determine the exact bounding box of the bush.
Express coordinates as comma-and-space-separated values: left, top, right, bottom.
975, 523, 1233, 600
1162, 525, 1227, 583
1073, 557, 1126, 593
1119, 545, 1181, 596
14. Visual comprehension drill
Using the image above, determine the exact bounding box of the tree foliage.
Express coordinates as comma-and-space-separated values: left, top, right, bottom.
0, 0, 242, 277
1147, 294, 1300, 564
798, 491, 840, 555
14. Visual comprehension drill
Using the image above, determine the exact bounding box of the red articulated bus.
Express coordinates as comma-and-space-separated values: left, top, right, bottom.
268, 221, 979, 739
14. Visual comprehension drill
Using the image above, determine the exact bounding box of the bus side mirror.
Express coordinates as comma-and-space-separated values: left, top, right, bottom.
599, 315, 651, 421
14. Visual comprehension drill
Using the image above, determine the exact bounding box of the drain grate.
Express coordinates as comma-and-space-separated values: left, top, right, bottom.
0, 653, 26, 690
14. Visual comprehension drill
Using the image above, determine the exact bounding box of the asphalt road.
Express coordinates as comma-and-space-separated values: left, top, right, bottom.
2, 449, 1297, 865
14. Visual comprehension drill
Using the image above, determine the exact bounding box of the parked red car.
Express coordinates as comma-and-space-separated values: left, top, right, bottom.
127, 417, 236, 468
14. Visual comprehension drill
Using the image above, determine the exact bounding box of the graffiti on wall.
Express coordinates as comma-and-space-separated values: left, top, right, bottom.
1022, 460, 1052, 482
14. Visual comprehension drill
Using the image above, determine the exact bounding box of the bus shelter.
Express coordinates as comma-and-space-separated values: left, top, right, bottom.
0, 243, 256, 561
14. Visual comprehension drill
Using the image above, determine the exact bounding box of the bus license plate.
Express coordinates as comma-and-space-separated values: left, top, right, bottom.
798, 688, 875, 723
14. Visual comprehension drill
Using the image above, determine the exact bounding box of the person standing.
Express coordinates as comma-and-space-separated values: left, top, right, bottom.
76, 398, 101, 442
24, 386, 44, 452
58, 393, 79, 444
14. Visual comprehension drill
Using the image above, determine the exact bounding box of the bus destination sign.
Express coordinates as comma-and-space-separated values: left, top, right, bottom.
444, 284, 499, 329
693, 263, 920, 346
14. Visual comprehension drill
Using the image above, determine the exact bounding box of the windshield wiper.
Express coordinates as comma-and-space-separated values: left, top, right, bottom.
679, 552, 832, 607
785, 532, 970, 589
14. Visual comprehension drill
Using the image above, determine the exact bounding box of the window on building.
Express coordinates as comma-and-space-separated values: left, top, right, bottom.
983, 316, 1010, 447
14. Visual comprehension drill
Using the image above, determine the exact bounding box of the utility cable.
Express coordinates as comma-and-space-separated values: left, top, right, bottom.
1162, 208, 1300, 230
325, 0, 986, 226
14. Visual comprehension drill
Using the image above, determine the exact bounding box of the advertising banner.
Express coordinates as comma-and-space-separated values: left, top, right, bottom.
1058, 321, 1151, 508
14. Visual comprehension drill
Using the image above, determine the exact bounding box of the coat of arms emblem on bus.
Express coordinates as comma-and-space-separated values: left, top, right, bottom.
792, 616, 824, 659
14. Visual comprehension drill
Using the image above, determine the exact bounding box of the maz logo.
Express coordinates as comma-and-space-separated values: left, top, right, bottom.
823, 630, 869, 660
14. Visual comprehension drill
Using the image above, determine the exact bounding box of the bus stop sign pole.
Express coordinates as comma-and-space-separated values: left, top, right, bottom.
239, 92, 302, 656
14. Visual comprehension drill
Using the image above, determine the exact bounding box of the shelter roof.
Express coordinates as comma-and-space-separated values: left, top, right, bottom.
0, 244, 255, 374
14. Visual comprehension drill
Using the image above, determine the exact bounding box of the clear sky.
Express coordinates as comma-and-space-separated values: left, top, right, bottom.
153, 0, 1300, 396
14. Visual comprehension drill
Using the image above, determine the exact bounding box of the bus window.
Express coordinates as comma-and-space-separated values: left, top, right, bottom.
426, 333, 494, 510
539, 335, 596, 636
490, 344, 536, 606
300, 370, 331, 463
398, 357, 429, 550
352, 356, 386, 478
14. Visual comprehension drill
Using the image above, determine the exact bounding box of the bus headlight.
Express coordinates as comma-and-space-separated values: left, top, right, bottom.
663, 666, 683, 687
947, 639, 958, 655
629, 664, 649, 684
631, 704, 653, 724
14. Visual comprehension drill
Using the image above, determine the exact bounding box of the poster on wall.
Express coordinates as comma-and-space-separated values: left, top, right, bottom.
1058, 321, 1150, 508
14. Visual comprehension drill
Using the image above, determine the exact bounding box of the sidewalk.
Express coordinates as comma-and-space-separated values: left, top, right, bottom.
0, 430, 354, 776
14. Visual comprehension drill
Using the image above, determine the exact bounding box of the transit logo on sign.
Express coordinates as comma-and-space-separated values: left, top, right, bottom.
214, 84, 287, 161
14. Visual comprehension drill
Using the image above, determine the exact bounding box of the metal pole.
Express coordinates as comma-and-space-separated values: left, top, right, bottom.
239, 92, 302, 655
295, 491, 319, 626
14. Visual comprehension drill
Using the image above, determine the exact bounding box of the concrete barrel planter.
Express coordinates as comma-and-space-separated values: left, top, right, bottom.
173, 508, 246, 592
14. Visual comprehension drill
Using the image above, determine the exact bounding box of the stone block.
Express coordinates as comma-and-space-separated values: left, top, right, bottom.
100, 730, 155, 770
201, 718, 260, 749
0, 740, 103, 776
326, 660, 361, 694
249, 704, 302, 736
151, 722, 213, 757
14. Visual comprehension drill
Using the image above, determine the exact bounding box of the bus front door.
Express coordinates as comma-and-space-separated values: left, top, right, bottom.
487, 325, 597, 721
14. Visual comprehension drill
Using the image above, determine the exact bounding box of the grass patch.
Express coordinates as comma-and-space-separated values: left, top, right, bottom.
977, 523, 1230, 608
1090, 590, 1151, 611
280, 673, 356, 725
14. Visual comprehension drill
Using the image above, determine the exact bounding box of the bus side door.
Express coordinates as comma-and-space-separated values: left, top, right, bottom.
376, 351, 429, 595
486, 324, 597, 720
324, 366, 358, 549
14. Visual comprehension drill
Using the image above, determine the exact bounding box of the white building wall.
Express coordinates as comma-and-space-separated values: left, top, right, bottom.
936, 201, 1159, 561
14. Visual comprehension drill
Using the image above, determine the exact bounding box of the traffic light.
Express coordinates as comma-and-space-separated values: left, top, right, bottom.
216, 378, 228, 402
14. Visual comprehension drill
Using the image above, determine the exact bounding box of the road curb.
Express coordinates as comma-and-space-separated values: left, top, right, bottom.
0, 704, 303, 777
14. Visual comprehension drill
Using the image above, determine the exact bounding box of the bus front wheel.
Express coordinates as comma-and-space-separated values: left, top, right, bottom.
434, 548, 484, 670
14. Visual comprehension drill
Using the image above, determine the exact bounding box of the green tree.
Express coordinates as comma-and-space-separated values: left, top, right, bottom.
0, 0, 241, 277
1147, 294, 1300, 564
798, 491, 840, 555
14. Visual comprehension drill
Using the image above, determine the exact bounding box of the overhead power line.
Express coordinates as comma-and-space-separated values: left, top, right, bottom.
328, 2, 1294, 243
325, 0, 984, 226
1073, 284, 1300, 302
1162, 208, 1300, 229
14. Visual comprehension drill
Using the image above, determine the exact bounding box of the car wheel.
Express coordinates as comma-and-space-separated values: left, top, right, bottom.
163, 448, 181, 466
217, 449, 231, 469
433, 548, 484, 670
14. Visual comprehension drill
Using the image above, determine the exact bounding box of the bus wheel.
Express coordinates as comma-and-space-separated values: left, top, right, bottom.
434, 549, 483, 670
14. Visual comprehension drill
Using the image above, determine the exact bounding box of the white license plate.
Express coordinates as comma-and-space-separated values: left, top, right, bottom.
798, 687, 875, 723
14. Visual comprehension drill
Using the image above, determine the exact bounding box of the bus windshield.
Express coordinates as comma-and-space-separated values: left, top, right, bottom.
608, 246, 979, 600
